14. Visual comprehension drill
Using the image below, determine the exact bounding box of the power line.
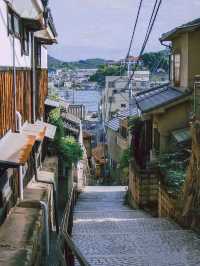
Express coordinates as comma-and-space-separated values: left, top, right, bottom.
126, 0, 144, 60
126, 0, 163, 95
118, 0, 144, 78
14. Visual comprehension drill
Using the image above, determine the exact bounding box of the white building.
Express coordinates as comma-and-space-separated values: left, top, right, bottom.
102, 76, 129, 123
132, 70, 150, 95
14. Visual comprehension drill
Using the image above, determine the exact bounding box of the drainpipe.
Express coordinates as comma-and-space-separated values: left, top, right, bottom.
12, 36, 17, 131
16, 111, 24, 200
19, 200, 49, 255
31, 33, 36, 123
160, 40, 172, 82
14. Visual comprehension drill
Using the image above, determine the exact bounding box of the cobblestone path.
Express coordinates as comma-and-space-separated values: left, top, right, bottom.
72, 186, 200, 266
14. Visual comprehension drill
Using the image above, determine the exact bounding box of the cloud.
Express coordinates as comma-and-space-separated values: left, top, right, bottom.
49, 0, 200, 60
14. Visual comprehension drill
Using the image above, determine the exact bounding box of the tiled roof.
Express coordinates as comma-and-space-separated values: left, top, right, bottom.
105, 107, 139, 131
118, 107, 139, 119
172, 128, 191, 143
135, 85, 189, 113
161, 18, 200, 41
105, 117, 120, 131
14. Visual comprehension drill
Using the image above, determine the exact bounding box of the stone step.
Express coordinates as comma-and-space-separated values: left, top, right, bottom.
73, 210, 150, 220
73, 230, 200, 266
75, 252, 199, 266
73, 218, 181, 235
74, 205, 130, 212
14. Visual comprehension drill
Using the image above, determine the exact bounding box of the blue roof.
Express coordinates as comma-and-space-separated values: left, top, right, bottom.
118, 107, 139, 118
135, 85, 189, 113
105, 118, 120, 131
105, 107, 139, 131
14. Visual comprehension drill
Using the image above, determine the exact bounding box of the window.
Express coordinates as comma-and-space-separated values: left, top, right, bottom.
121, 103, 126, 108
174, 54, 181, 86
153, 128, 160, 152
35, 42, 41, 67
108, 96, 114, 103
8, 11, 13, 34
108, 81, 115, 88
7, 8, 21, 38
170, 54, 174, 82
120, 126, 128, 139
113, 89, 117, 94
170, 54, 181, 87
13, 14, 20, 37
22, 28, 29, 55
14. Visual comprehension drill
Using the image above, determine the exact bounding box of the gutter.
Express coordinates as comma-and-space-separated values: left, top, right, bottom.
31, 33, 36, 123
19, 200, 50, 256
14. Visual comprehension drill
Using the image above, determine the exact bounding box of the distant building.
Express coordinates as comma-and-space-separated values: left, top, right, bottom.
101, 76, 129, 123
101, 72, 150, 123
132, 70, 150, 95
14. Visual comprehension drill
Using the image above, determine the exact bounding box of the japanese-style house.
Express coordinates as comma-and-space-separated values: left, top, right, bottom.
0, 1, 58, 264
129, 18, 200, 211
105, 109, 137, 170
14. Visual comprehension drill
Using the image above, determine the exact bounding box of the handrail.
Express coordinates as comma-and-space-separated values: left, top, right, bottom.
62, 231, 90, 266
57, 184, 91, 266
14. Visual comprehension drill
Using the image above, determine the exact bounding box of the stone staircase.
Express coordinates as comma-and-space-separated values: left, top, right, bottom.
72, 186, 200, 266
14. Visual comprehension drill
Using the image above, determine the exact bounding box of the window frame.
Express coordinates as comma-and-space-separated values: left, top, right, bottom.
120, 126, 128, 139
174, 53, 181, 87
21, 26, 29, 56
153, 128, 160, 153
7, 7, 21, 39
170, 53, 181, 87
35, 41, 41, 68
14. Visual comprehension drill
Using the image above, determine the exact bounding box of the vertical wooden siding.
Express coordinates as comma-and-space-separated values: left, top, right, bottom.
37, 69, 48, 120
16, 70, 32, 123
0, 70, 32, 138
0, 69, 48, 138
0, 71, 15, 137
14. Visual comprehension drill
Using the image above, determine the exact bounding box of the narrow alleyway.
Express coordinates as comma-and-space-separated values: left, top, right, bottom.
72, 186, 200, 266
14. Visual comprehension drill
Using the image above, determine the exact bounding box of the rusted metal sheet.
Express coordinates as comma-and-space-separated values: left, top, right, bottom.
21, 122, 46, 142
0, 132, 36, 166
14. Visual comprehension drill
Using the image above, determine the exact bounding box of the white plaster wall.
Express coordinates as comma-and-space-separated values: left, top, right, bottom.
41, 45, 48, 69
0, 1, 31, 68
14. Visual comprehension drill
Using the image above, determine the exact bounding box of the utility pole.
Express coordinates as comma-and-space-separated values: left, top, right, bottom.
127, 58, 132, 117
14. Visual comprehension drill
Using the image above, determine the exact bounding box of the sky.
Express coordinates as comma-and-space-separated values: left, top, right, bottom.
48, 0, 200, 61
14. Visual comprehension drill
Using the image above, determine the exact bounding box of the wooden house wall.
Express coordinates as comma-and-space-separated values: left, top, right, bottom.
0, 71, 15, 137
36, 69, 48, 120
0, 70, 33, 138
16, 70, 32, 123
0, 69, 48, 138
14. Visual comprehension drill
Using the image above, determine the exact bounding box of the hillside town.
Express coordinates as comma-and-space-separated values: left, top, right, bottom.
0, 0, 200, 266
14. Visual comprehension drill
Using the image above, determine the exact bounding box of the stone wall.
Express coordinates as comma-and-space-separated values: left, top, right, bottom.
129, 160, 160, 215
158, 185, 177, 219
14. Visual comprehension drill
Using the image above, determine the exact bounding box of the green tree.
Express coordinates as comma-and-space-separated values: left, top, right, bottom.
141, 50, 169, 73
90, 65, 125, 87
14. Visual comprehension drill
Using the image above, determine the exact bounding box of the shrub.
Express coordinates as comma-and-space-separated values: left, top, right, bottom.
48, 108, 83, 168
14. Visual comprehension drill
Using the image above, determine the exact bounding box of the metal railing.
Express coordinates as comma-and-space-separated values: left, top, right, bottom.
57, 184, 90, 266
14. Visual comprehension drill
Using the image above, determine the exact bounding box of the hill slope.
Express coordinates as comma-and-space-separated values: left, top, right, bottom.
48, 55, 106, 71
